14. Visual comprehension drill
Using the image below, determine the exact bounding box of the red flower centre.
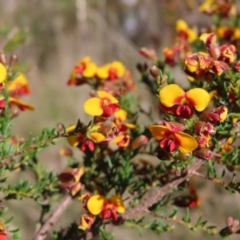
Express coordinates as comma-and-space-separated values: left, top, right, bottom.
108, 68, 119, 80
75, 63, 87, 74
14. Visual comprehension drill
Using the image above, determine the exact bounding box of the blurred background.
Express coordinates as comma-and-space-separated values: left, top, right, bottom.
1, 0, 240, 239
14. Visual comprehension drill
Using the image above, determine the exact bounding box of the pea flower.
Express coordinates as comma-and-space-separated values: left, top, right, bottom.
85, 194, 125, 220
67, 124, 106, 151
7, 72, 31, 97
199, 0, 236, 17
194, 121, 215, 147
111, 109, 136, 148
97, 61, 126, 80
84, 91, 120, 117
159, 84, 210, 118
79, 214, 95, 231
176, 19, 197, 43
67, 56, 97, 85
58, 167, 84, 196
185, 52, 212, 75
200, 106, 228, 123
148, 123, 198, 154
217, 26, 240, 42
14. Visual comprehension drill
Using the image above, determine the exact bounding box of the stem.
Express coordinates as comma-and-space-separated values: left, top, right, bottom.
146, 211, 218, 235
32, 195, 73, 240
192, 171, 240, 193
0, 132, 70, 165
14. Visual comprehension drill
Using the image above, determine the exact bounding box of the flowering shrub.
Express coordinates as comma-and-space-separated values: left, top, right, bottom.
0, 1, 240, 240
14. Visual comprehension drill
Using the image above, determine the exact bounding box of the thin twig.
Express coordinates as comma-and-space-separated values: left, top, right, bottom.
145, 210, 218, 235
122, 158, 203, 220
192, 171, 240, 193
32, 195, 73, 240
0, 132, 70, 164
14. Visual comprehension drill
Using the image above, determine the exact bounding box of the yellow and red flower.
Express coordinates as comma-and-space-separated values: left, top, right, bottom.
79, 214, 95, 231
67, 56, 97, 85
199, 0, 236, 17
84, 194, 125, 220
200, 106, 228, 123
97, 61, 126, 80
7, 73, 31, 97
185, 52, 212, 76
84, 91, 120, 117
148, 123, 198, 154
217, 26, 240, 42
194, 121, 215, 147
58, 167, 84, 196
159, 84, 210, 118
67, 124, 106, 151
176, 19, 197, 43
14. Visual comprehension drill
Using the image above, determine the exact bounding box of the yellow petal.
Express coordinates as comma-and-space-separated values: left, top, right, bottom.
176, 19, 188, 31
186, 88, 210, 111
148, 125, 172, 140
113, 134, 125, 144
110, 195, 125, 213
96, 65, 109, 79
209, 90, 218, 100
187, 75, 195, 82
83, 97, 103, 116
125, 123, 136, 129
174, 132, 198, 154
97, 91, 118, 104
66, 125, 80, 147
89, 132, 105, 143
159, 84, 185, 107
111, 61, 126, 77
83, 63, 97, 78
114, 109, 127, 122
0, 63, 7, 83
187, 29, 198, 43
217, 26, 228, 38
79, 56, 91, 64
87, 195, 105, 215
199, 33, 216, 44
220, 106, 228, 122
9, 97, 34, 111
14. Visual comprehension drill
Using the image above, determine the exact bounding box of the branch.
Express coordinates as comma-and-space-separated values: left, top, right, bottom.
32, 195, 73, 240
122, 158, 203, 220
192, 171, 240, 193
0, 132, 70, 165
145, 210, 218, 235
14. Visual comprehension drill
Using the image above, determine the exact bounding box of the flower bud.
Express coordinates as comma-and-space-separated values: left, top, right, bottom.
9, 53, 18, 67
57, 122, 65, 133
139, 47, 156, 60
131, 135, 148, 150
194, 121, 215, 136
232, 219, 239, 228
150, 65, 160, 79
226, 217, 234, 227
193, 148, 213, 160
59, 147, 73, 157
156, 148, 171, 161
200, 106, 228, 123
0, 52, 7, 66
